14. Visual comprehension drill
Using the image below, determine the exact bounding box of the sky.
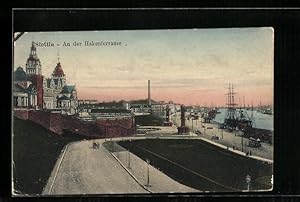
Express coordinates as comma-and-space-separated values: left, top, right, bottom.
13, 28, 274, 106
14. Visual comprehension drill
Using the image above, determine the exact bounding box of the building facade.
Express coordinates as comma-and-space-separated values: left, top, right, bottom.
13, 67, 38, 108
43, 61, 78, 113
13, 41, 78, 114
25, 41, 44, 108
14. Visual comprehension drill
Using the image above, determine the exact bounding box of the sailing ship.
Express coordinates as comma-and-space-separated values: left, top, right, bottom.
222, 84, 253, 131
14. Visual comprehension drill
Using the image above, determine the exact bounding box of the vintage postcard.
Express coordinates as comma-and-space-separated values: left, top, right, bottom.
12, 28, 274, 195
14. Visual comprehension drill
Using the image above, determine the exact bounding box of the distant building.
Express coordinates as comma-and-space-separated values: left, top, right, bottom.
151, 101, 180, 116
151, 102, 167, 117
78, 99, 98, 105
13, 67, 38, 108
90, 108, 132, 119
56, 85, 78, 114
130, 103, 151, 113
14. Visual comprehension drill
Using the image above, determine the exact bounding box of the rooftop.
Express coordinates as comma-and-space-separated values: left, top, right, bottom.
60, 85, 75, 94
90, 108, 131, 114
52, 62, 65, 77
14, 67, 28, 81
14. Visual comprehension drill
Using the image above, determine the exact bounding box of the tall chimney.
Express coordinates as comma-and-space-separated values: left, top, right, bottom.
148, 80, 151, 107
181, 105, 185, 127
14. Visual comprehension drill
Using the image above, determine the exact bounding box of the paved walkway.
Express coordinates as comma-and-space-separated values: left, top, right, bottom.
43, 137, 199, 195
42, 140, 148, 195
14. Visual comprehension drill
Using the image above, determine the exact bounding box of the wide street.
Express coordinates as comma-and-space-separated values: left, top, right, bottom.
171, 113, 273, 160
42, 139, 148, 195
42, 137, 199, 195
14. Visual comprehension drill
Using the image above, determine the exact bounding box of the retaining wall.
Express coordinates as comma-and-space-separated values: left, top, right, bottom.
13, 109, 135, 137
14, 110, 29, 120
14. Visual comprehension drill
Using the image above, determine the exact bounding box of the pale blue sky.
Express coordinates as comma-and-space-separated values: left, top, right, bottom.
13, 28, 274, 105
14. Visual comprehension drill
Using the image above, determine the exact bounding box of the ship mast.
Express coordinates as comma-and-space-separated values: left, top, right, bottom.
226, 83, 237, 120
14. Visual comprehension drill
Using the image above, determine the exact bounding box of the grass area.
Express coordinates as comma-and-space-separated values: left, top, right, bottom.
13, 117, 87, 195
135, 114, 165, 126
118, 139, 272, 192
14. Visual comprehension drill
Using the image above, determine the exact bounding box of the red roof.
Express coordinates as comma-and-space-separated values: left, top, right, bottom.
52, 62, 65, 77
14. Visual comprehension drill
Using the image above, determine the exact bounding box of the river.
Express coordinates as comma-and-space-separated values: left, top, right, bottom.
213, 108, 273, 131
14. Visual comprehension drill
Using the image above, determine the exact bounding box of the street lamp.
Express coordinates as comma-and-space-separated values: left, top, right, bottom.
221, 128, 223, 139
128, 149, 131, 169
192, 119, 194, 131
146, 159, 150, 187
246, 174, 251, 191
241, 131, 244, 152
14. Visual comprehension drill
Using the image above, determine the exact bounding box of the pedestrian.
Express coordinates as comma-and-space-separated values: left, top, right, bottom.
249, 150, 252, 156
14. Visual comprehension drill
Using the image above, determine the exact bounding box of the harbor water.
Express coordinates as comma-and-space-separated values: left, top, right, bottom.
213, 108, 273, 131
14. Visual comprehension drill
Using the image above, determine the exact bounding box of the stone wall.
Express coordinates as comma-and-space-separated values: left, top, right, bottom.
14, 110, 29, 120
13, 109, 135, 138
28, 110, 50, 129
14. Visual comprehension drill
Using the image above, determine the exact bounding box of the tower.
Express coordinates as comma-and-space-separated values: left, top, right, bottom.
52, 62, 66, 87
25, 41, 44, 109
180, 105, 186, 127
26, 41, 42, 75
148, 80, 151, 107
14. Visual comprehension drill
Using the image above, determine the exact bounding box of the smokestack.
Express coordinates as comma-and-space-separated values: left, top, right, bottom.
181, 105, 185, 127
148, 80, 151, 107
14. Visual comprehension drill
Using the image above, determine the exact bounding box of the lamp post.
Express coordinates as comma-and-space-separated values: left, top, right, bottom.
220, 126, 224, 139
241, 131, 244, 152
192, 119, 194, 131
246, 174, 251, 191
146, 159, 150, 187
128, 149, 131, 169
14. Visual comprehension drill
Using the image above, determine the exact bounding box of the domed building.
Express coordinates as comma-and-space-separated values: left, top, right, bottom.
13, 41, 78, 114
13, 41, 43, 108
13, 67, 38, 108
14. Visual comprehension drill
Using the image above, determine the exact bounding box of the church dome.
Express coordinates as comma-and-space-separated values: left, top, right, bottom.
14, 67, 28, 81
52, 62, 65, 77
